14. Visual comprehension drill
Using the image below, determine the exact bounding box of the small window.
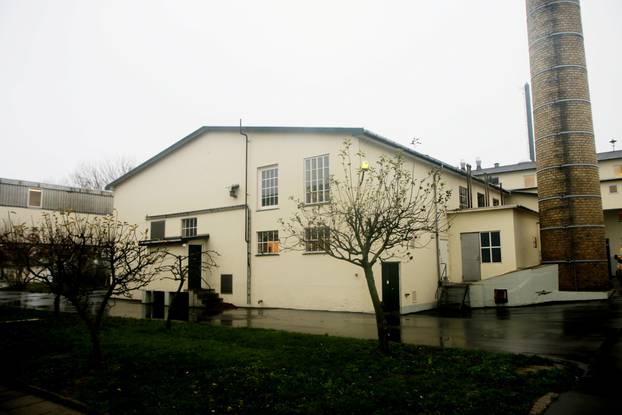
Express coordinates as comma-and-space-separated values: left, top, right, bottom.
150, 221, 165, 240
480, 231, 501, 263
524, 174, 536, 188
304, 227, 330, 252
609, 185, 618, 194
459, 186, 468, 209
305, 154, 330, 204
492, 198, 500, 206
181, 218, 197, 238
257, 230, 279, 254
27, 189, 42, 208
259, 165, 278, 208
220, 274, 233, 294
615, 165, 622, 177
489, 177, 499, 185
477, 192, 486, 208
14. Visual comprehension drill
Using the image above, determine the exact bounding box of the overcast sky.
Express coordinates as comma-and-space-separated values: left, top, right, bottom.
1, 0, 620, 184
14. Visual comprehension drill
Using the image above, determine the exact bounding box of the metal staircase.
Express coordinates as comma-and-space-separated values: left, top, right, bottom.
437, 282, 470, 312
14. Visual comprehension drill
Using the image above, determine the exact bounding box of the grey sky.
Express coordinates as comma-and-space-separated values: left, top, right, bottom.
1, 0, 620, 184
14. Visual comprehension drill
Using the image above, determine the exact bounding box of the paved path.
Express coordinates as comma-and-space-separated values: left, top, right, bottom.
0, 385, 84, 415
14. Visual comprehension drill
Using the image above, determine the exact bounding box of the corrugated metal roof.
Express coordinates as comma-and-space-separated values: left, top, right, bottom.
0, 178, 113, 215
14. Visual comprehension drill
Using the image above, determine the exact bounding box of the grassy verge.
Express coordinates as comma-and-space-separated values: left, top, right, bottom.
0, 307, 579, 414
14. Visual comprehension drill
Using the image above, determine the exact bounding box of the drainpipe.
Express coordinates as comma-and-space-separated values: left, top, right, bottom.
240, 120, 251, 305
434, 167, 443, 285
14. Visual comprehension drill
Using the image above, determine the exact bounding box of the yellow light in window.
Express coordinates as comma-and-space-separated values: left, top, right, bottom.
361, 161, 369, 170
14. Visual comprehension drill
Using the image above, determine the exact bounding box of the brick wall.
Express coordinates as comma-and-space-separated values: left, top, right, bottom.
526, 0, 608, 290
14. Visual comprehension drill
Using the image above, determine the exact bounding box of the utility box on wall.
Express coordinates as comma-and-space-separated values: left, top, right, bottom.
494, 289, 508, 305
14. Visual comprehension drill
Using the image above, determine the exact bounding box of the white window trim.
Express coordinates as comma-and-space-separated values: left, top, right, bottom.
181, 217, 197, 238
257, 164, 279, 210
257, 230, 280, 255
27, 188, 42, 208
480, 231, 502, 263
304, 154, 330, 205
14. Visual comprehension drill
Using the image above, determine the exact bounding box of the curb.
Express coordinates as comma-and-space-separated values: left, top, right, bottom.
3, 382, 98, 414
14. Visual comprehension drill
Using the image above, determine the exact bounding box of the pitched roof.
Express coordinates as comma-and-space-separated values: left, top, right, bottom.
105, 126, 506, 191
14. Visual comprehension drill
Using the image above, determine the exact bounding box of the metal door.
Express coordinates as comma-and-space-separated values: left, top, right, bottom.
188, 245, 202, 290
381, 262, 401, 342
461, 233, 481, 282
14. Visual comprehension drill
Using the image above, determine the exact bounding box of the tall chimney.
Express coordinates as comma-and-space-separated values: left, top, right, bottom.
526, 0, 608, 290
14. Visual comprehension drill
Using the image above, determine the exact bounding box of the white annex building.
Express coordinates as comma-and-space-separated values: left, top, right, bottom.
105, 126, 609, 315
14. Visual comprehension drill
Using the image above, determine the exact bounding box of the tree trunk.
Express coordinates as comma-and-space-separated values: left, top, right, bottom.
87, 322, 103, 368
363, 265, 389, 353
53, 293, 61, 315
166, 279, 184, 331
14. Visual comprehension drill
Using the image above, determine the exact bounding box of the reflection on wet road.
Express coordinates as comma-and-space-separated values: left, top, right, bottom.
2, 291, 620, 364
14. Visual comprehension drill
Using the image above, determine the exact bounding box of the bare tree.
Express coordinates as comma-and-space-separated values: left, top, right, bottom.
1, 212, 164, 366
66, 157, 134, 190
159, 248, 219, 330
280, 140, 451, 353
0, 219, 38, 290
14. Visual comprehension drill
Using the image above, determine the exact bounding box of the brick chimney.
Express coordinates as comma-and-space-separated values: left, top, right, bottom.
526, 0, 608, 290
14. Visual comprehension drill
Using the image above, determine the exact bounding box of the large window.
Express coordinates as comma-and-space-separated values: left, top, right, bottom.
305, 227, 330, 252
181, 218, 197, 238
459, 186, 468, 209
259, 165, 278, 208
304, 154, 329, 204
257, 230, 280, 254
480, 231, 501, 263
477, 192, 486, 208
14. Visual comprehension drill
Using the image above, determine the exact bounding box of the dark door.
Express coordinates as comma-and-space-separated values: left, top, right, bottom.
461, 232, 481, 282
382, 262, 401, 342
188, 245, 202, 290
382, 262, 400, 313
152, 291, 165, 319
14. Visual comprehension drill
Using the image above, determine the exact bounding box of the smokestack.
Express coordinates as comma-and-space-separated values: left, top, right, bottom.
460, 160, 466, 170
475, 157, 482, 170
526, 0, 608, 290
524, 83, 536, 162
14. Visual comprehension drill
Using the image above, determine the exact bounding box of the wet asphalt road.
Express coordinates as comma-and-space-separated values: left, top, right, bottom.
2, 291, 621, 364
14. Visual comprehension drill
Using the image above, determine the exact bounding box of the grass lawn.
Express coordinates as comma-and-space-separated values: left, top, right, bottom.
0, 307, 579, 415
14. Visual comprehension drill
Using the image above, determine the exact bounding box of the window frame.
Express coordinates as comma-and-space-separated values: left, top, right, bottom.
459, 186, 468, 209
477, 192, 486, 208
523, 174, 536, 188
257, 230, 280, 255
492, 198, 500, 206
181, 217, 197, 238
150, 220, 165, 240
220, 274, 233, 295
27, 188, 42, 208
304, 226, 330, 253
609, 184, 618, 194
304, 154, 330, 205
480, 231, 502, 263
258, 164, 279, 209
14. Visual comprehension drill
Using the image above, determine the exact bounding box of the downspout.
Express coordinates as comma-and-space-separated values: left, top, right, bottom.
240, 120, 251, 305
434, 167, 443, 285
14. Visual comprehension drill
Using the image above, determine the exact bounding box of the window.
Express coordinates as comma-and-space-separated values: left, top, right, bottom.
477, 192, 486, 207
304, 227, 330, 252
615, 165, 622, 177
609, 184, 618, 194
492, 198, 500, 206
257, 230, 279, 254
480, 231, 501, 263
151, 221, 165, 240
27, 189, 42, 208
181, 218, 197, 238
259, 165, 278, 208
304, 154, 329, 204
489, 177, 499, 185
220, 274, 233, 294
459, 186, 468, 209
524, 174, 536, 188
